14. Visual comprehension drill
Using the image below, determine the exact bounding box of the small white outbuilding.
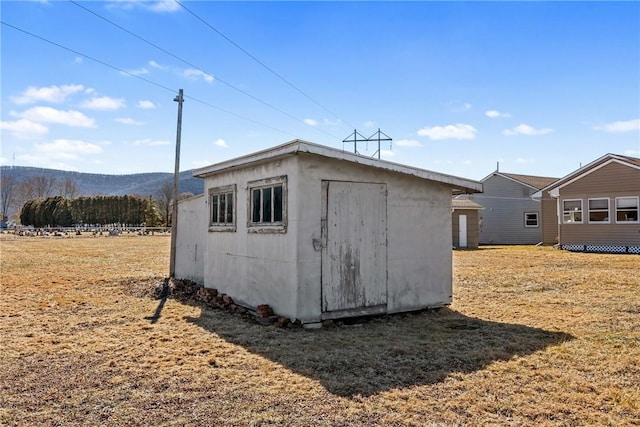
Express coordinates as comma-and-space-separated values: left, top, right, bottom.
175, 140, 481, 326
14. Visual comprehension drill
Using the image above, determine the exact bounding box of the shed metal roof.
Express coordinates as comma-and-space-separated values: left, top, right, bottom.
193, 139, 482, 194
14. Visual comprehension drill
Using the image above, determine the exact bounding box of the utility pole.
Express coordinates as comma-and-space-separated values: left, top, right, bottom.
169, 89, 184, 278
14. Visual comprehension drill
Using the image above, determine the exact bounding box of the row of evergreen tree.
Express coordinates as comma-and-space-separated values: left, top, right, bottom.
19, 195, 163, 228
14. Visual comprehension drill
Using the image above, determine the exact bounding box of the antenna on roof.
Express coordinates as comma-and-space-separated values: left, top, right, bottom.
496, 161, 499, 172
342, 128, 393, 159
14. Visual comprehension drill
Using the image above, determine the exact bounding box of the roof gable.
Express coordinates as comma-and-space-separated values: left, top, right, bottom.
481, 171, 558, 190
193, 139, 482, 194
539, 153, 640, 196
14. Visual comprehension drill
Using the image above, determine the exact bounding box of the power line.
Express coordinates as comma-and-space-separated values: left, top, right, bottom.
175, 0, 356, 130
68, 0, 341, 140
0, 20, 300, 139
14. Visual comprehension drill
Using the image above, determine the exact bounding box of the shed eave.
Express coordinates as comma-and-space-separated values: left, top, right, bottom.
193, 139, 482, 194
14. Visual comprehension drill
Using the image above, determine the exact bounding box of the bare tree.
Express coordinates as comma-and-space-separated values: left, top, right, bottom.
0, 175, 16, 223
57, 176, 79, 199
155, 180, 174, 226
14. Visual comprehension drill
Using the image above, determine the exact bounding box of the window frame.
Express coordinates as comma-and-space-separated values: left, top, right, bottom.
562, 199, 583, 224
524, 212, 539, 228
615, 196, 639, 224
208, 184, 236, 232
587, 197, 610, 224
247, 175, 287, 233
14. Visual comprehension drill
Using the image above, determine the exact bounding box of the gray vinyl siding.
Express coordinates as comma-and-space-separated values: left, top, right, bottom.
468, 174, 542, 244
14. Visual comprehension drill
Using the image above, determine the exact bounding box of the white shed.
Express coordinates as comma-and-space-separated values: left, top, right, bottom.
176, 140, 481, 326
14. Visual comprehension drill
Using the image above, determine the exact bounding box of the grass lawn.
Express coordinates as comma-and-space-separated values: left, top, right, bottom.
1, 235, 638, 426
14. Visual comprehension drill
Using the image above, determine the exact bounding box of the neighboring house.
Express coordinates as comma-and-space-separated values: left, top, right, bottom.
175, 140, 482, 326
463, 171, 558, 245
533, 153, 640, 253
451, 197, 483, 249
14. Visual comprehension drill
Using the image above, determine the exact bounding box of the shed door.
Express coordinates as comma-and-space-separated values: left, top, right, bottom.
459, 214, 468, 248
321, 181, 387, 316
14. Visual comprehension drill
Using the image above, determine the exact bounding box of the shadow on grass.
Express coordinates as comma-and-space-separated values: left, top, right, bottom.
185, 307, 573, 398
144, 278, 169, 324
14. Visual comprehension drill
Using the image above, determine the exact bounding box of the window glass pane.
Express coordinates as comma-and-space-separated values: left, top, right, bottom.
617, 197, 638, 209
589, 211, 608, 222
589, 199, 608, 210
564, 200, 581, 210
226, 193, 233, 224
219, 194, 226, 224
525, 213, 538, 226
262, 187, 272, 222
252, 189, 261, 223
617, 210, 638, 222
211, 194, 218, 223
273, 185, 283, 222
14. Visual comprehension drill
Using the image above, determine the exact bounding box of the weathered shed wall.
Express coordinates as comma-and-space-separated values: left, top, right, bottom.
293, 154, 453, 322
202, 157, 300, 320
175, 194, 206, 284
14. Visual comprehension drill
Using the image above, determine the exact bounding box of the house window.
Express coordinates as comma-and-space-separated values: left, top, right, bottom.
588, 198, 610, 223
615, 196, 639, 223
562, 199, 583, 224
209, 185, 235, 231
248, 176, 287, 232
524, 212, 539, 228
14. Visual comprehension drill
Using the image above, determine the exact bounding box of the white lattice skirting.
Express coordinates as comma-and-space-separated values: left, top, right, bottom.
562, 244, 640, 254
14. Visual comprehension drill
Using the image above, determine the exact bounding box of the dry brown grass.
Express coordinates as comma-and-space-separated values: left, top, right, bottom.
1, 235, 638, 426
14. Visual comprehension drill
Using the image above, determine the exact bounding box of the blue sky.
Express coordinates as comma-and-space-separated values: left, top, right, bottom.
1, 1, 639, 181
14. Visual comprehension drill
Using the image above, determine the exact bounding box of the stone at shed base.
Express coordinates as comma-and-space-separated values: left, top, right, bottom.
302, 322, 322, 330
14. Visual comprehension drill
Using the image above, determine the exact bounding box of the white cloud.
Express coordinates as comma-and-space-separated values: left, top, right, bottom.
82, 96, 126, 111
214, 138, 228, 148
74, 57, 83, 64
137, 100, 156, 109
183, 69, 214, 83
485, 110, 512, 118
0, 119, 49, 138
395, 139, 423, 148
364, 121, 376, 128
417, 123, 477, 140
132, 138, 170, 146
149, 60, 167, 70
304, 118, 318, 126
15, 107, 95, 128
35, 139, 103, 159
149, 0, 180, 12
11, 84, 84, 105
503, 123, 553, 136
380, 149, 395, 158
593, 118, 640, 133
107, 0, 180, 12
115, 117, 145, 126
122, 67, 149, 76
624, 149, 640, 157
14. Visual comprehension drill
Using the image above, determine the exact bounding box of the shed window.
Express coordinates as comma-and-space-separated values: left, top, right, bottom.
615, 197, 639, 223
248, 176, 287, 232
209, 185, 235, 231
588, 198, 610, 223
562, 199, 583, 224
524, 212, 539, 228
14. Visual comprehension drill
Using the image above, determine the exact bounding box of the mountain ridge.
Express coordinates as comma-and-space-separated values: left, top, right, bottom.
0, 166, 205, 198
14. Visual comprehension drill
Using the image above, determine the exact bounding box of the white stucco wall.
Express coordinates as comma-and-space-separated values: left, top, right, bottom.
175, 194, 206, 284
196, 152, 455, 323
294, 154, 453, 322
202, 157, 300, 320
